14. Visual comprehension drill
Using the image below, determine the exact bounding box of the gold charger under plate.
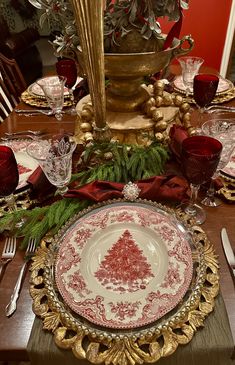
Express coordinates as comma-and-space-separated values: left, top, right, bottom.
173, 87, 235, 105
218, 174, 235, 202
21, 90, 73, 108
29, 199, 219, 365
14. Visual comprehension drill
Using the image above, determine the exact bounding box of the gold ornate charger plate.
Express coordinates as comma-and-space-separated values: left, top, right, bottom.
173, 85, 235, 105
30, 199, 219, 365
21, 90, 72, 108
173, 75, 233, 96
55, 204, 193, 329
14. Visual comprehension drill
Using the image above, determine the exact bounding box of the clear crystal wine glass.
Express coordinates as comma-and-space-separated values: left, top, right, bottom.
177, 56, 204, 96
36, 76, 67, 121
26, 134, 77, 195
201, 118, 235, 206
180, 135, 222, 224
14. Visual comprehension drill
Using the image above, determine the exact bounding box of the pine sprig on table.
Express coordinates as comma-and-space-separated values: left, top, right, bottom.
73, 141, 169, 186
0, 199, 90, 249
0, 141, 169, 250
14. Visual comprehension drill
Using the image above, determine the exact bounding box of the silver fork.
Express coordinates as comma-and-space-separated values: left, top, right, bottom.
0, 237, 17, 280
5, 238, 37, 317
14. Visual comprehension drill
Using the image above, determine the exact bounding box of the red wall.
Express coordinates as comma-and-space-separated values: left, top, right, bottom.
159, 0, 232, 71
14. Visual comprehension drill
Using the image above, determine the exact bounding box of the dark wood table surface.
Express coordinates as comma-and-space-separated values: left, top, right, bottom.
0, 86, 235, 361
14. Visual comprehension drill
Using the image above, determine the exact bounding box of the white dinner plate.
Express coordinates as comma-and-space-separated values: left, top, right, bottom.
55, 204, 193, 329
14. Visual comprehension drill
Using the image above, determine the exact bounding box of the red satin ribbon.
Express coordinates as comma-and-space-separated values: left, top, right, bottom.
163, 0, 183, 50
65, 175, 189, 203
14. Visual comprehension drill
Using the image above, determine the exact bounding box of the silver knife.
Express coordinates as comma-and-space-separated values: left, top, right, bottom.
221, 228, 235, 277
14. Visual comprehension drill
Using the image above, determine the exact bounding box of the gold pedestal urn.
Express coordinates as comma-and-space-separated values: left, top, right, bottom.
75, 35, 194, 145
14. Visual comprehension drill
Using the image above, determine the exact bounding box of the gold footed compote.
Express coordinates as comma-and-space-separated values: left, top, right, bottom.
27, 134, 77, 196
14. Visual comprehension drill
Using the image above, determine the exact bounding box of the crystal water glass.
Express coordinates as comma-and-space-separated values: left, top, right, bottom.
27, 134, 77, 195
37, 76, 67, 121
201, 118, 235, 206
177, 56, 204, 96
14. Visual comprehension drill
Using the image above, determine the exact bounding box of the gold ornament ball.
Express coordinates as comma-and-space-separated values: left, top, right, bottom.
152, 109, 163, 122
104, 152, 113, 160
155, 132, 164, 142
180, 102, 191, 113
146, 97, 156, 108
84, 132, 94, 141
182, 112, 191, 123
174, 95, 184, 106
147, 84, 154, 95
155, 95, 163, 107
80, 122, 93, 132
81, 109, 93, 122
154, 80, 164, 91
155, 120, 167, 132
162, 92, 173, 106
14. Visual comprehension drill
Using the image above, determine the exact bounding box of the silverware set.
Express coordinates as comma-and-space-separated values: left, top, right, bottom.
221, 228, 235, 280
0, 237, 36, 317
0, 237, 16, 278
0, 129, 46, 141
206, 105, 235, 113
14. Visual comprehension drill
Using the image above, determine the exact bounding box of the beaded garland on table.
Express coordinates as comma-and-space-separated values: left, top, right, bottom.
74, 80, 195, 146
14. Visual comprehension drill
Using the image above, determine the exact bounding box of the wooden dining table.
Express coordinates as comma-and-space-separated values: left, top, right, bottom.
0, 80, 235, 362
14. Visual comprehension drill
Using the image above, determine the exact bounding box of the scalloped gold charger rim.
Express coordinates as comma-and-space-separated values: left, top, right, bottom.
173, 87, 235, 105
21, 90, 72, 108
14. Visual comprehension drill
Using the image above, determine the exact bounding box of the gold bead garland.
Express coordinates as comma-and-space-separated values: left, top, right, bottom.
74, 80, 195, 146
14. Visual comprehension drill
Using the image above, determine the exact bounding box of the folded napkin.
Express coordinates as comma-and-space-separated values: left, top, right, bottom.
65, 175, 189, 203
27, 166, 56, 201
169, 124, 190, 161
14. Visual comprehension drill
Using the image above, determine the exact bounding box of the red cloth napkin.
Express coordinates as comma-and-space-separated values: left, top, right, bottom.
65, 175, 189, 203
27, 166, 56, 200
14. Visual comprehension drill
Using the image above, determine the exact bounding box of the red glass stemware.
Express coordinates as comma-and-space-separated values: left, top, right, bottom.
56, 58, 77, 114
0, 146, 19, 210
180, 135, 222, 224
193, 74, 219, 111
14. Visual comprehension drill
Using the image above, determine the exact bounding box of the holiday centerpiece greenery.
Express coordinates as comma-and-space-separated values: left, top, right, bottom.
28, 0, 189, 55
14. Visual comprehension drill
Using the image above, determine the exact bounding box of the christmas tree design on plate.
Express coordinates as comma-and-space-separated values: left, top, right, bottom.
94, 229, 154, 293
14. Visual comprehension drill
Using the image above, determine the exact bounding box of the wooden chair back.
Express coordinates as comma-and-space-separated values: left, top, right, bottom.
0, 53, 27, 121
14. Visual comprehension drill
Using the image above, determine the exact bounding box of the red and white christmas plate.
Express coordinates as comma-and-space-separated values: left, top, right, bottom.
55, 204, 193, 329
0, 140, 39, 190
173, 75, 234, 95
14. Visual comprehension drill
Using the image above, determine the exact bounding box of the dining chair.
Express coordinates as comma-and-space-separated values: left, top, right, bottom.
0, 52, 27, 121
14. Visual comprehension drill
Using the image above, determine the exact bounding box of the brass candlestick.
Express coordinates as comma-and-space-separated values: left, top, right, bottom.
70, 0, 108, 140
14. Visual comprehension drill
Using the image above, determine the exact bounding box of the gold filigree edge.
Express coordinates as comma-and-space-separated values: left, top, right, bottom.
29, 199, 219, 365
